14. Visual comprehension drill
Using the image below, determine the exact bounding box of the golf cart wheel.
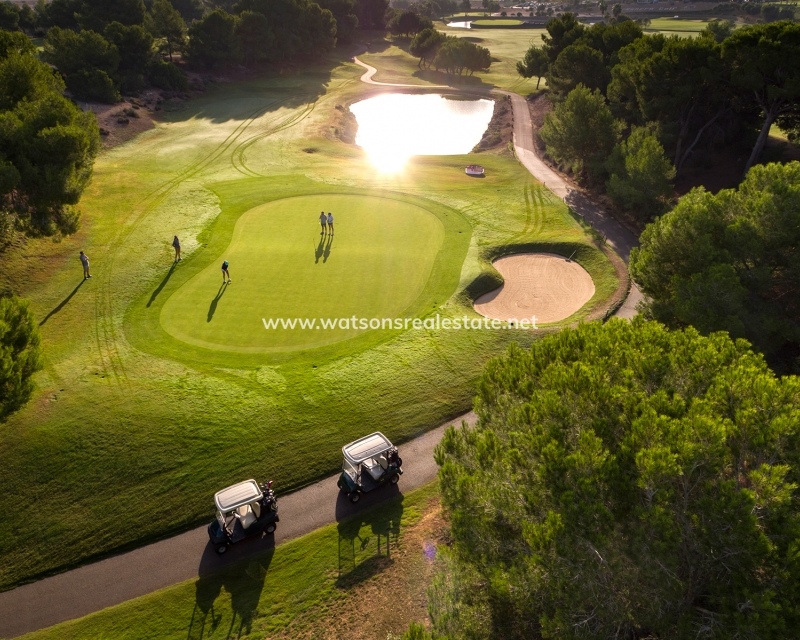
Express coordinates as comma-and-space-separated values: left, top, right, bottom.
396, 457, 403, 467
390, 473, 400, 484
349, 491, 361, 503
216, 544, 228, 555
266, 523, 277, 534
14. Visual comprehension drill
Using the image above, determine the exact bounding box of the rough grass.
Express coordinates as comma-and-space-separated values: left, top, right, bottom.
0, 48, 618, 591
20, 483, 441, 640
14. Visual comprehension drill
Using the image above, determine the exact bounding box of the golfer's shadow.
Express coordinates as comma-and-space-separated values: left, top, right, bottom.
207, 283, 227, 322
146, 262, 176, 308
39, 278, 85, 326
315, 235, 334, 264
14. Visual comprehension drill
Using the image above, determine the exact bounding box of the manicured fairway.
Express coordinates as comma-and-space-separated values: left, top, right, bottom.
161, 194, 452, 352
0, 47, 619, 592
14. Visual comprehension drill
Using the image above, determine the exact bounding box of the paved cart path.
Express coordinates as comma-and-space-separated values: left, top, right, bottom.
0, 412, 476, 638
2, 51, 644, 640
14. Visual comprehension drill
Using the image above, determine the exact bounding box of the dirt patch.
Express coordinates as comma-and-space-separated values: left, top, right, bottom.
86, 93, 158, 149
277, 496, 447, 640
475, 253, 596, 324
473, 94, 513, 152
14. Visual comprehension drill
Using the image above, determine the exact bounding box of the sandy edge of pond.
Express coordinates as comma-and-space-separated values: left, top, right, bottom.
474, 253, 596, 324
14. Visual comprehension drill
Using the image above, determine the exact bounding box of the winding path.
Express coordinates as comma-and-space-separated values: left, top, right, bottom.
0, 50, 642, 640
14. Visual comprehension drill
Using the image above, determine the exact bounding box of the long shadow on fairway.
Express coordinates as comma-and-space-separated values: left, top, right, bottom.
39, 279, 85, 326
146, 262, 176, 308
207, 283, 227, 322
190, 539, 276, 640
335, 485, 403, 587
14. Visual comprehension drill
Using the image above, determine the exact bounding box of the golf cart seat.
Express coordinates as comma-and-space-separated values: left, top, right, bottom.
251, 500, 261, 518
364, 457, 385, 481
237, 504, 257, 529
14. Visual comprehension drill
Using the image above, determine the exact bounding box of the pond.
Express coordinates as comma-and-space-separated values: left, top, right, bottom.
349, 93, 495, 172
447, 21, 471, 28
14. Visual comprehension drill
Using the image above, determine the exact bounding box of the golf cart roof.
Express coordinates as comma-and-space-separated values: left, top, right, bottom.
214, 479, 263, 513
343, 432, 393, 464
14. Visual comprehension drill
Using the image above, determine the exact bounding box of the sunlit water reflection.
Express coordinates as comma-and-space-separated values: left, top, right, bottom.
349, 93, 494, 172
447, 21, 471, 28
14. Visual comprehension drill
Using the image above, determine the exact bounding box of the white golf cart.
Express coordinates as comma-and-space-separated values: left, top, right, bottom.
207, 479, 279, 554
337, 432, 403, 503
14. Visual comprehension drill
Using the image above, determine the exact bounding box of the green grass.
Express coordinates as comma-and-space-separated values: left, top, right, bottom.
360, 28, 546, 95
0, 47, 619, 590
643, 17, 710, 37
158, 191, 467, 354
21, 483, 439, 640
471, 19, 524, 26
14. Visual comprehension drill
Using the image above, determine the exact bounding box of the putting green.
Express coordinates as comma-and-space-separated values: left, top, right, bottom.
160, 194, 448, 352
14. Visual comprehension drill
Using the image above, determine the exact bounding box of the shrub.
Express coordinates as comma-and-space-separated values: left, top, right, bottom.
146, 59, 188, 90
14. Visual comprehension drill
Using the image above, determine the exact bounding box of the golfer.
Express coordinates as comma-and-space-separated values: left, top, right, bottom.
172, 235, 181, 262
319, 211, 327, 235
327, 212, 334, 236
79, 251, 91, 280
221, 259, 231, 284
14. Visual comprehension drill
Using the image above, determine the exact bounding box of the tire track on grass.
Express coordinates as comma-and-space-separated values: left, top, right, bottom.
92, 99, 285, 389
231, 99, 317, 177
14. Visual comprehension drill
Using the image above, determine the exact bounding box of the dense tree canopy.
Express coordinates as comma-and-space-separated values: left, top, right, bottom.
605, 125, 675, 220
722, 21, 800, 174
631, 161, 800, 370
0, 31, 100, 233
408, 29, 490, 75
540, 84, 619, 180
432, 319, 800, 639
0, 297, 42, 421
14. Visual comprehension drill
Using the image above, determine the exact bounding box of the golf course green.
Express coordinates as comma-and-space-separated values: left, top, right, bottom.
0, 45, 621, 593
161, 193, 463, 352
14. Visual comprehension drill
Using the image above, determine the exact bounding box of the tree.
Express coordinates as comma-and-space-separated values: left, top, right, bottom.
76, 0, 147, 32
409, 26, 447, 67
0, 35, 100, 234
605, 125, 675, 220
0, 1, 20, 31
149, 0, 187, 62
169, 0, 204, 22
723, 22, 800, 175
43, 27, 121, 102
432, 318, 800, 639
460, 0, 470, 16
316, 0, 358, 43
234, 10, 273, 66
541, 12, 584, 62
516, 44, 548, 89
546, 42, 608, 96
611, 1, 621, 17
355, 0, 390, 28
388, 9, 431, 36
433, 37, 490, 75
186, 8, 237, 69
104, 22, 154, 93
609, 35, 732, 175
701, 18, 733, 43
630, 161, 800, 368
0, 297, 42, 421
540, 84, 619, 180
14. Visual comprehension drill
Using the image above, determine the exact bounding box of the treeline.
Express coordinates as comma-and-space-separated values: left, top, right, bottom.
518, 15, 800, 222
409, 27, 491, 75
0, 31, 100, 235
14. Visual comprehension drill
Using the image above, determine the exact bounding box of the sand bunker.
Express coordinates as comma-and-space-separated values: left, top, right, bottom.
474, 253, 595, 324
